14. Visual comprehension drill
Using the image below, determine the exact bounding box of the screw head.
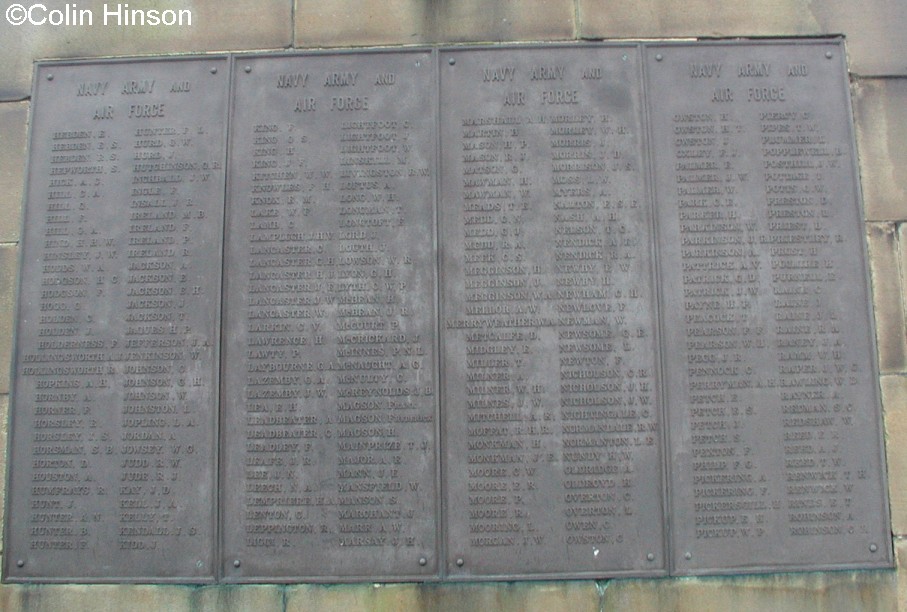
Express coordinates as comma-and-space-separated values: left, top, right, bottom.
647, 553, 655, 561
455, 557, 464, 567
419, 557, 427, 566
210, 67, 218, 74
655, 53, 664, 62
16, 559, 24, 568
448, 58, 456, 66
233, 559, 241, 568
46, 74, 54, 81
244, 66, 252, 73
684, 552, 692, 560
870, 543, 879, 553
825, 51, 833, 59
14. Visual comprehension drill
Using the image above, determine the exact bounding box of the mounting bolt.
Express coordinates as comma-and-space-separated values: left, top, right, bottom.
419, 557, 427, 566
46, 74, 53, 81
647, 553, 655, 562
870, 543, 878, 553
684, 552, 692, 560
655, 53, 664, 62
210, 67, 218, 74
448, 58, 456, 66
456, 557, 464, 567
233, 559, 241, 568
244, 66, 252, 73
825, 51, 833, 59
16, 559, 24, 568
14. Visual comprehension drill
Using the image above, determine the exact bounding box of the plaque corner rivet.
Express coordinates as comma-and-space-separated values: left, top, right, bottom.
655, 53, 664, 62
244, 66, 252, 73
870, 543, 879, 553
419, 557, 427, 566
684, 552, 692, 560
16, 559, 24, 568
622, 54, 628, 61
448, 58, 456, 66
46, 74, 53, 81
456, 557, 464, 567
647, 553, 655, 561
233, 559, 241, 568
825, 51, 833, 59
210, 67, 218, 74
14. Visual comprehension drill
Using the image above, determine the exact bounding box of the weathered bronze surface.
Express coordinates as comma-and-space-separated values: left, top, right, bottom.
646, 41, 891, 574
5, 57, 229, 581
220, 50, 439, 581
2, 41, 892, 583
439, 45, 666, 579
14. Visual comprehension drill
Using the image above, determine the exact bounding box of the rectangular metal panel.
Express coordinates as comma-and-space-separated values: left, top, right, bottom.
645, 41, 892, 574
221, 50, 439, 581
4, 57, 229, 581
439, 45, 666, 579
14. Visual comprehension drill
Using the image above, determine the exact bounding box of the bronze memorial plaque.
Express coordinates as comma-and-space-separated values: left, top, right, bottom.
646, 41, 892, 574
4, 57, 229, 581
221, 50, 439, 581
439, 45, 666, 579
2, 41, 893, 583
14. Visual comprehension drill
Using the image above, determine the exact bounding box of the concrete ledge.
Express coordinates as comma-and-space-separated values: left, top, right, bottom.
0, 584, 194, 612
601, 571, 897, 611
0, 103, 28, 243
853, 79, 907, 221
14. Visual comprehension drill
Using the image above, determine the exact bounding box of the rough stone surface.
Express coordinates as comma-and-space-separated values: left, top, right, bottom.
867, 224, 907, 372
602, 572, 897, 611
578, 0, 820, 39
0, 245, 18, 395
0, 584, 193, 611
883, 375, 907, 536
0, 0, 293, 101
853, 79, 907, 221
191, 585, 284, 611
295, 0, 433, 46
0, 102, 28, 242
435, 0, 574, 42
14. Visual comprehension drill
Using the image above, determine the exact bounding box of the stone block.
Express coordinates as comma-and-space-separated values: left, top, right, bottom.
867, 224, 907, 372
0, 102, 28, 242
286, 583, 421, 612
897, 538, 907, 610
883, 375, 907, 535
602, 572, 897, 611
295, 0, 433, 47
0, 584, 193, 612
0, 245, 18, 394
853, 79, 907, 221
0, 0, 293, 101
577, 0, 907, 77
435, 0, 574, 42
0, 395, 7, 553
422, 581, 600, 612
578, 0, 820, 39
191, 584, 284, 612
810, 2, 907, 77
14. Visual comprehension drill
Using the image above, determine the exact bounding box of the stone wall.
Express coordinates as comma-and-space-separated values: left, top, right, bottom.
1, 1, 906, 609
